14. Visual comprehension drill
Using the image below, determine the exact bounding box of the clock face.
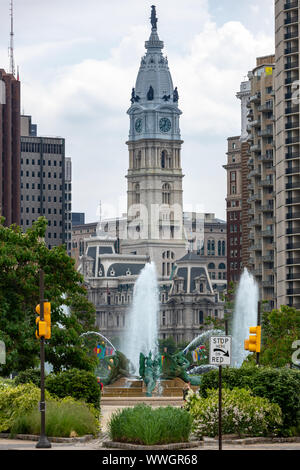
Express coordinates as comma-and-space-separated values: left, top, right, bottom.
135, 118, 142, 133
159, 117, 171, 133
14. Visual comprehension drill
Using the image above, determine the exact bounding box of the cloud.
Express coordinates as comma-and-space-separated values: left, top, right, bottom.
0, 0, 275, 221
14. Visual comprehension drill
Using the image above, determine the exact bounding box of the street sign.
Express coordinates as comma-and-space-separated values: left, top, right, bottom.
209, 336, 232, 366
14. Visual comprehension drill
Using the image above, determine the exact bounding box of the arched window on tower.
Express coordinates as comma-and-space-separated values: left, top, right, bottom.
162, 183, 171, 205
161, 150, 166, 169
167, 154, 172, 168
222, 240, 226, 256
134, 183, 140, 204
134, 151, 141, 169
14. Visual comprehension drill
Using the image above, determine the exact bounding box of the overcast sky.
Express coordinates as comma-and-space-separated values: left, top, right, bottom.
0, 0, 275, 222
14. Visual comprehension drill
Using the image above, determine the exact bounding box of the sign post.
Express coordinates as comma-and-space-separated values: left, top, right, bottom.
209, 335, 232, 451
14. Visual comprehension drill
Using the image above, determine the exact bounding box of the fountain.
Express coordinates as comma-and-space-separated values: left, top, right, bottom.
231, 268, 259, 368
120, 262, 159, 375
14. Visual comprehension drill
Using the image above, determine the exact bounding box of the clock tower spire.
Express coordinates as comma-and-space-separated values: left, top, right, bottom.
123, 6, 186, 274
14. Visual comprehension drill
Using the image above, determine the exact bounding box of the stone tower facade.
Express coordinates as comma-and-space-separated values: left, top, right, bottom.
122, 6, 187, 275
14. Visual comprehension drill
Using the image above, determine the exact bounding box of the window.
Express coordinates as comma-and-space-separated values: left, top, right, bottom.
161, 150, 166, 169
162, 183, 171, 205
134, 183, 140, 204
134, 151, 141, 169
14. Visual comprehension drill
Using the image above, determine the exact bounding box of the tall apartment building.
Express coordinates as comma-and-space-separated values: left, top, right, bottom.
20, 115, 71, 250
247, 56, 276, 309
0, 69, 20, 226
224, 80, 251, 284
224, 136, 243, 283
275, 0, 300, 309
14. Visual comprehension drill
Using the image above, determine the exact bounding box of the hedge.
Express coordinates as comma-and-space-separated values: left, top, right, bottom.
185, 387, 282, 438
109, 404, 192, 445
45, 368, 100, 410
199, 367, 300, 435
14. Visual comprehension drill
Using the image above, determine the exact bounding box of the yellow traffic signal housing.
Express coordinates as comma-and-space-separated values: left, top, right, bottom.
35, 302, 51, 339
244, 326, 261, 353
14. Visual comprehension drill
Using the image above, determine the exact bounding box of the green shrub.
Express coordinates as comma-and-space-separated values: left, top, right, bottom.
109, 404, 192, 445
45, 368, 100, 410
0, 383, 52, 432
14, 369, 41, 387
198, 367, 300, 435
11, 397, 99, 438
185, 388, 282, 438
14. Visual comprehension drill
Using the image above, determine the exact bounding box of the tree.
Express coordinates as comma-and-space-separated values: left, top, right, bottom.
261, 305, 300, 368
0, 217, 98, 376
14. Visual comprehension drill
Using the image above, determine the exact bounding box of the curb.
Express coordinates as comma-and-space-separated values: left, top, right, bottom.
202, 436, 300, 446
102, 440, 203, 450
0, 433, 95, 443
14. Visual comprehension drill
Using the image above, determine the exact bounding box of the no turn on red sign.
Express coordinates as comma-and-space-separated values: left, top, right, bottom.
209, 336, 232, 366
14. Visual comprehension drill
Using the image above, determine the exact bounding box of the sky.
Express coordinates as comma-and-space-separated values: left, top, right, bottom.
0, 0, 275, 222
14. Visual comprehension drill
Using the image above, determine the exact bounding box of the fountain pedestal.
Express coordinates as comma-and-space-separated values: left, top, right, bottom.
102, 376, 198, 398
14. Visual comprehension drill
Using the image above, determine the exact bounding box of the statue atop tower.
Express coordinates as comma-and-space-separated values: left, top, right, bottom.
150, 5, 158, 30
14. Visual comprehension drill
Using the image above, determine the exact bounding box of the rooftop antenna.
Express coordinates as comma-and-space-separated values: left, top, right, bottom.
9, 0, 15, 76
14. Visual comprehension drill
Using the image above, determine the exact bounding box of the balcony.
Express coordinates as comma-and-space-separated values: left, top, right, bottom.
285, 60, 299, 70
284, 30, 299, 40
250, 144, 261, 153
249, 92, 261, 103
261, 204, 274, 212
287, 288, 300, 295
286, 166, 300, 175
284, 1, 299, 10
262, 280, 274, 289
258, 102, 273, 112
287, 272, 300, 280
286, 242, 300, 250
262, 229, 274, 237
284, 46, 299, 55
286, 212, 300, 219
248, 193, 261, 202
262, 254, 274, 262
285, 15, 299, 25
259, 153, 273, 162
285, 91, 293, 99
287, 258, 300, 265
285, 76, 299, 85
253, 268, 262, 276
285, 105, 299, 114
249, 169, 261, 178
286, 196, 300, 204
286, 152, 300, 160
258, 128, 273, 137
285, 121, 300, 129
286, 182, 300, 190
259, 178, 273, 187
285, 136, 300, 144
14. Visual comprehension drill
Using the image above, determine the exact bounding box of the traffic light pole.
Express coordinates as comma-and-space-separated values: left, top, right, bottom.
257, 301, 261, 366
36, 269, 51, 449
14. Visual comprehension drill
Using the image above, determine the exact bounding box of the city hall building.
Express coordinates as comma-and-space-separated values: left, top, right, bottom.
79, 7, 226, 345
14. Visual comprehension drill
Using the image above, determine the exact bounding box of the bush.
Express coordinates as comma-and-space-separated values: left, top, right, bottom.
109, 404, 192, 445
185, 388, 282, 438
11, 397, 99, 438
199, 366, 300, 435
0, 383, 52, 432
45, 368, 100, 410
14, 369, 41, 387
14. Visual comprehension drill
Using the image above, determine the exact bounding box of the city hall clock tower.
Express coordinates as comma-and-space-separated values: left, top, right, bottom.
122, 6, 187, 275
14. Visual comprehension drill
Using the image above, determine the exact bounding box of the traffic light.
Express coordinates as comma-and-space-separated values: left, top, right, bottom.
35, 302, 51, 339
244, 326, 261, 353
